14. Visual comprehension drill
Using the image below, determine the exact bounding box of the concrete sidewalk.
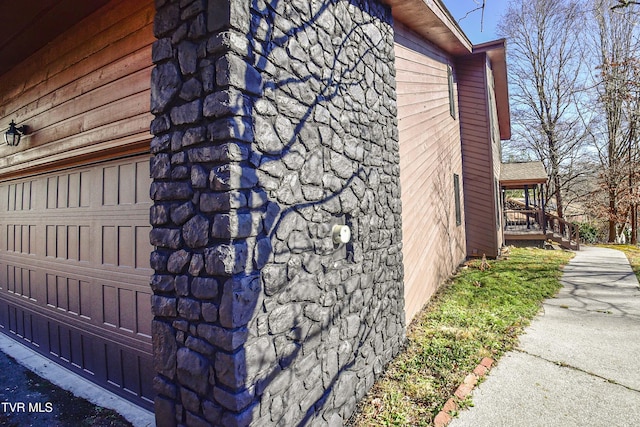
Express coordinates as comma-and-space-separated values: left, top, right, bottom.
450, 246, 640, 427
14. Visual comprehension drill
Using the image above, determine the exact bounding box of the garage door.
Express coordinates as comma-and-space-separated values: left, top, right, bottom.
0, 154, 154, 409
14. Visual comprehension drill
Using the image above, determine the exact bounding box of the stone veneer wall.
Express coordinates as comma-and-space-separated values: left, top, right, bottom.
149, 0, 404, 426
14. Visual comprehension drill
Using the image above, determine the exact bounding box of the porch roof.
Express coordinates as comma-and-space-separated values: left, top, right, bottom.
500, 161, 548, 188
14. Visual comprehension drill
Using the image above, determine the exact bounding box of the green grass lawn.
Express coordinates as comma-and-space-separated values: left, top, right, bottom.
598, 244, 640, 281
349, 247, 574, 426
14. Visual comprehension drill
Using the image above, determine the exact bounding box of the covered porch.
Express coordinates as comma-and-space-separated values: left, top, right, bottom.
500, 162, 579, 250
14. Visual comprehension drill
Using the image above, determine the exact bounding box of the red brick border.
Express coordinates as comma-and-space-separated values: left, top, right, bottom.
433, 357, 494, 427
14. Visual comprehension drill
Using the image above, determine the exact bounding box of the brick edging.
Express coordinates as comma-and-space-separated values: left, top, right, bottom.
433, 357, 494, 427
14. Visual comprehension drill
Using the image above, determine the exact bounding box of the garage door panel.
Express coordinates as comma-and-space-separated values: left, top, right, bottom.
117, 163, 136, 205
97, 278, 151, 338
57, 175, 69, 209
67, 278, 81, 315
70, 329, 84, 369
8, 304, 39, 345
6, 180, 35, 212
6, 224, 36, 255
0, 155, 153, 409
23, 308, 35, 343
100, 224, 150, 268
46, 170, 91, 209
58, 325, 73, 363
101, 159, 150, 207
3, 286, 153, 407
102, 226, 118, 266
137, 290, 152, 337
102, 284, 118, 328
4, 244, 152, 330
5, 265, 36, 301
122, 351, 142, 396
41, 223, 90, 261
106, 343, 124, 387
118, 288, 135, 332
45, 274, 89, 317
118, 226, 134, 267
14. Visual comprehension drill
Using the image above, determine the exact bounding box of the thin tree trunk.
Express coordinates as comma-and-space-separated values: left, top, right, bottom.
609, 189, 617, 242
631, 203, 637, 244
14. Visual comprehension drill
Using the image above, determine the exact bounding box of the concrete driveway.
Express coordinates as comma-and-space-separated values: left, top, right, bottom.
450, 246, 640, 427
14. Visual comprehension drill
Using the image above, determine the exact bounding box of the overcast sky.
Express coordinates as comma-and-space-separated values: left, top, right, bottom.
441, 0, 510, 45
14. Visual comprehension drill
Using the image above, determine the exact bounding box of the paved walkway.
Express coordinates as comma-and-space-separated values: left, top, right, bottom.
450, 246, 640, 427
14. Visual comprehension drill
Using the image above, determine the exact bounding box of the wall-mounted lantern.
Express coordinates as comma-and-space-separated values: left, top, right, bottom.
5, 120, 27, 147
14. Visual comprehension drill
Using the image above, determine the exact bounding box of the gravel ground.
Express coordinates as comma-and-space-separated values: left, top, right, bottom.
0, 350, 132, 427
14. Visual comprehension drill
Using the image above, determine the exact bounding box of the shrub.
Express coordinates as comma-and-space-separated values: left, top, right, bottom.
577, 222, 600, 244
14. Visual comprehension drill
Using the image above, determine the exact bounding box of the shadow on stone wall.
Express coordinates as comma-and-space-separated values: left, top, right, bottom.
219, 0, 404, 425
149, 0, 403, 425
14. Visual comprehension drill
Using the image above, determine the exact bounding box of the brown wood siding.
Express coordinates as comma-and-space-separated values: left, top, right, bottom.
486, 61, 504, 248
0, 0, 154, 409
395, 23, 466, 323
0, 0, 154, 178
456, 54, 500, 257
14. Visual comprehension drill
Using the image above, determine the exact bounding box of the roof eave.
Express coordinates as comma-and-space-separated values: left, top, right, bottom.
474, 39, 511, 140
383, 0, 473, 55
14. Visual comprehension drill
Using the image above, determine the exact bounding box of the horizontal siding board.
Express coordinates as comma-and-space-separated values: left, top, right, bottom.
25, 69, 151, 141
462, 149, 491, 164
0, 0, 154, 177
1, 2, 154, 109
2, 23, 154, 119
12, 49, 151, 125
398, 99, 450, 118
399, 109, 453, 134
397, 91, 448, 108
394, 31, 449, 63
1, 114, 151, 169
29, 92, 150, 149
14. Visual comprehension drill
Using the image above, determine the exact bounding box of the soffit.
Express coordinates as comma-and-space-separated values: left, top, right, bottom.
474, 39, 511, 140
384, 0, 473, 55
0, 0, 109, 77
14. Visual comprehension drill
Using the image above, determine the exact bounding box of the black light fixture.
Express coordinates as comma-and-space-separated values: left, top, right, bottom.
5, 120, 27, 147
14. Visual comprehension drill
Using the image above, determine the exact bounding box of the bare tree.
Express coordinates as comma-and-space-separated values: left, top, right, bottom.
590, 0, 640, 242
612, 0, 640, 9
498, 0, 588, 220
458, 0, 487, 30
625, 61, 640, 243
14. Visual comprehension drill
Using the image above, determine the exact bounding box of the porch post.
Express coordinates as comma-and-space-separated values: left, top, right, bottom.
541, 184, 547, 234
502, 186, 506, 230
532, 185, 537, 207
524, 185, 530, 229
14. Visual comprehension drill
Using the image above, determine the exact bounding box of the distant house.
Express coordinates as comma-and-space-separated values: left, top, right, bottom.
0, 1, 510, 426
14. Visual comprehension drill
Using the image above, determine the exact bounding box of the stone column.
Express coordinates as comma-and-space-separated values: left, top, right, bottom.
150, 1, 405, 426
150, 1, 262, 425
